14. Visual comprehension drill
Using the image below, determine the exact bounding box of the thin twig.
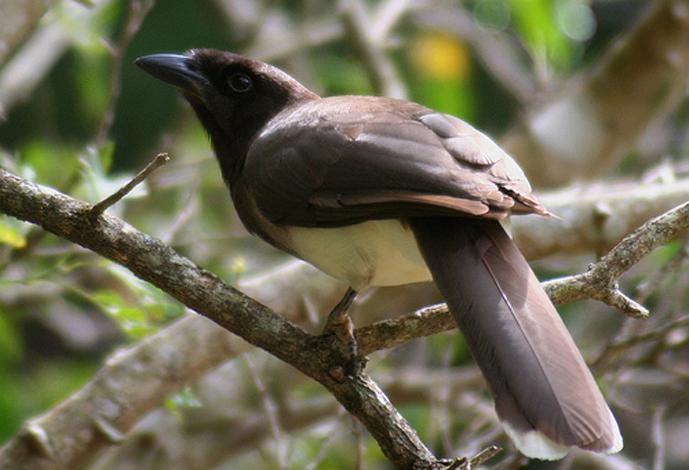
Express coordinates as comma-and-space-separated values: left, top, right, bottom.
597, 235, 689, 368
355, 303, 454, 355
543, 199, 689, 318
637, 236, 689, 303
444, 444, 501, 470
652, 406, 666, 470
0, 167, 439, 470
467, 445, 501, 468
353, 417, 365, 470
609, 314, 689, 353
90, 152, 169, 217
3, 167, 689, 468
304, 418, 345, 470
592, 314, 689, 370
338, 0, 407, 99
243, 355, 288, 469
94, 0, 156, 147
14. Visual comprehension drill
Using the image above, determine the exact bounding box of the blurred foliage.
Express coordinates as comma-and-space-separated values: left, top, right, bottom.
2, 1, 681, 469
0, 0, 640, 171
408, 32, 475, 120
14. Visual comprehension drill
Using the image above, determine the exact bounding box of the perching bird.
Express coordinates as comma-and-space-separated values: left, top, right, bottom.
136, 49, 623, 460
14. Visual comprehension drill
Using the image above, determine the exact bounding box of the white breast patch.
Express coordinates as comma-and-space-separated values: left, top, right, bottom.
286, 219, 432, 290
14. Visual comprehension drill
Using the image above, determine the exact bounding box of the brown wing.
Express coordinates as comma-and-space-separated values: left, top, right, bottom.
244, 96, 547, 227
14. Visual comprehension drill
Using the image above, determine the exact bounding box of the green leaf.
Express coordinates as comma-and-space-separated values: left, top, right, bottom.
169, 387, 202, 408
90, 291, 150, 338
0, 217, 27, 248
473, 0, 511, 30
165, 387, 202, 419
509, 0, 571, 71
20, 141, 79, 187
0, 310, 22, 365
316, 54, 373, 96
77, 145, 146, 203
88, 262, 183, 339
102, 262, 182, 319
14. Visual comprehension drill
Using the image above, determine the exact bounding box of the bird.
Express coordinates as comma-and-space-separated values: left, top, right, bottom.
135, 49, 623, 460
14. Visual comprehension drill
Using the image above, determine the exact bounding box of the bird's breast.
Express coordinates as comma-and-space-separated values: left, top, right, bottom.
286, 220, 432, 290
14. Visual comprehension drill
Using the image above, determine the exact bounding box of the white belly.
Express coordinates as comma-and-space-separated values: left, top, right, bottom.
286, 220, 432, 289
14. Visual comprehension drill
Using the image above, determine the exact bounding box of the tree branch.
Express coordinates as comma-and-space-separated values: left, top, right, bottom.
0, 315, 248, 469
338, 0, 407, 99
2, 167, 688, 467
90, 152, 169, 217
515, 177, 689, 260
542, 198, 689, 316
0, 168, 441, 469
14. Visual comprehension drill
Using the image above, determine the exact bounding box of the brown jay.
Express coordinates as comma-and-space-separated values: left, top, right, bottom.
136, 49, 623, 460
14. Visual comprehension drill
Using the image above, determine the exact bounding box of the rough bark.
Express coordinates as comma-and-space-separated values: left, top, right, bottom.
0, 168, 440, 469
2, 168, 688, 468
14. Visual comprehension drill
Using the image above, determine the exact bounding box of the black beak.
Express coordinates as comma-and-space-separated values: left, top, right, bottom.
135, 53, 207, 91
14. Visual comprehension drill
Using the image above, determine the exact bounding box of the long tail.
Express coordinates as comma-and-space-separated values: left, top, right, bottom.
410, 217, 622, 460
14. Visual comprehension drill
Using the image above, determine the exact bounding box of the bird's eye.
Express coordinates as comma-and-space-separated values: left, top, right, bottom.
228, 73, 252, 93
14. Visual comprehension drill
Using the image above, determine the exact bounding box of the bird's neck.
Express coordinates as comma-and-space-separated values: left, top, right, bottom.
187, 101, 259, 185
193, 94, 319, 186
211, 130, 252, 185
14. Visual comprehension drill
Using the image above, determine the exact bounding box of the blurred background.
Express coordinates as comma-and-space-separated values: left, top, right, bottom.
2, 0, 689, 468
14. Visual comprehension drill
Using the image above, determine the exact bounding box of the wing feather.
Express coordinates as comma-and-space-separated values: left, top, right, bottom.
244, 96, 547, 226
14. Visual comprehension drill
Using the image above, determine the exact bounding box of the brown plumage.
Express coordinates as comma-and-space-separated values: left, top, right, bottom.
411, 217, 620, 457
136, 48, 622, 460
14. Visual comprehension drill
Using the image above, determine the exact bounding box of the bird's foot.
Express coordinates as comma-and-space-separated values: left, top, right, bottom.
324, 310, 362, 376
323, 288, 362, 376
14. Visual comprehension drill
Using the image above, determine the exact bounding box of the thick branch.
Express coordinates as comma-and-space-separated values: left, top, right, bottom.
2, 168, 688, 467
0, 315, 248, 469
0, 168, 439, 469
515, 177, 689, 260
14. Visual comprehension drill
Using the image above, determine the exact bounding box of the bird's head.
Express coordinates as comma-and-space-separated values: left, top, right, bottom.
135, 49, 317, 175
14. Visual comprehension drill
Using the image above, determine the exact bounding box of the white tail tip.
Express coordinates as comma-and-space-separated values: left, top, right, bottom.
501, 409, 623, 460
502, 422, 569, 460
605, 408, 624, 454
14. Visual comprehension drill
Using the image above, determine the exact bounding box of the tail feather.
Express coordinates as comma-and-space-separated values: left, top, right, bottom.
410, 217, 622, 459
